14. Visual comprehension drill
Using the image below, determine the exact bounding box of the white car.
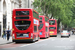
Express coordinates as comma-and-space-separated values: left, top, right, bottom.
61, 30, 70, 37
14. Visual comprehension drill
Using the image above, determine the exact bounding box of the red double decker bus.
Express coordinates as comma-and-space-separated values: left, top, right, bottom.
12, 9, 39, 42
39, 15, 49, 38
49, 19, 57, 37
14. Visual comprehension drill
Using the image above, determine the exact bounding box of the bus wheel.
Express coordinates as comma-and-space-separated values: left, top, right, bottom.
31, 36, 36, 43
37, 35, 39, 41
45, 34, 47, 39
55, 35, 57, 37
15, 42, 19, 43
48, 34, 49, 38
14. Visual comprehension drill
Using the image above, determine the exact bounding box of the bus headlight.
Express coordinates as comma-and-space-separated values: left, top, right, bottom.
31, 33, 33, 39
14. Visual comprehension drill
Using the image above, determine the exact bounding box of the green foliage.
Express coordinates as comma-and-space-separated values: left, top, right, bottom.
33, 0, 75, 28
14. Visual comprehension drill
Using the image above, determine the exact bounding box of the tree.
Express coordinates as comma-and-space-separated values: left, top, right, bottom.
33, 0, 74, 28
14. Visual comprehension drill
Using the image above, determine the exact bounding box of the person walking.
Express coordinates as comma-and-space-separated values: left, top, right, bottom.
3, 29, 6, 39
6, 28, 11, 41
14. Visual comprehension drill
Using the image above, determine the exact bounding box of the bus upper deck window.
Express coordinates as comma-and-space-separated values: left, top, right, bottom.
39, 17, 42, 20
16, 11, 29, 15
49, 20, 55, 25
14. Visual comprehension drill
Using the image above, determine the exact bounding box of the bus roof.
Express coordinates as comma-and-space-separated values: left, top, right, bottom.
13, 8, 39, 14
39, 15, 49, 18
49, 19, 56, 20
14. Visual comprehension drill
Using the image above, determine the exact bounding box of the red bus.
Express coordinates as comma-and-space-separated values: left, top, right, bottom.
12, 9, 39, 42
49, 19, 57, 37
39, 15, 49, 38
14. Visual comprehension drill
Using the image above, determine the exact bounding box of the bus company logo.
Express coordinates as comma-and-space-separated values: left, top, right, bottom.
34, 19, 39, 25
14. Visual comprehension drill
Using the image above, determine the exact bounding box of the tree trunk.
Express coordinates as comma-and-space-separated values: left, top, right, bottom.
50, 14, 53, 19
57, 18, 61, 32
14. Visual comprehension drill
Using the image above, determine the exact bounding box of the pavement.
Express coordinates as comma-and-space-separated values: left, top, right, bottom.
0, 36, 12, 45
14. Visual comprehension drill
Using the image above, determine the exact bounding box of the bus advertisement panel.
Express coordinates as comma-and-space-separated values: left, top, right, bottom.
49, 19, 57, 37
12, 9, 39, 42
39, 15, 49, 38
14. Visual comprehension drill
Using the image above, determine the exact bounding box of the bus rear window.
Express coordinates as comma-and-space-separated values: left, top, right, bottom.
15, 21, 31, 30
49, 20, 55, 25
16, 11, 29, 15
49, 27, 56, 29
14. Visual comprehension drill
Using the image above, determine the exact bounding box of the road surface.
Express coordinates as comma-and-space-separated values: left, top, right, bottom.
0, 34, 75, 50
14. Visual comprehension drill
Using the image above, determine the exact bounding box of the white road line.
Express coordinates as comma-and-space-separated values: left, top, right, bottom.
20, 44, 31, 47
61, 38, 66, 41
55, 46, 74, 50
20, 38, 52, 47
70, 40, 72, 41
51, 39, 55, 41
70, 39, 75, 41
6, 38, 52, 49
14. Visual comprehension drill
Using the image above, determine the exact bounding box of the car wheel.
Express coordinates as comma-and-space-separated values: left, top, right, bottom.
69, 34, 70, 36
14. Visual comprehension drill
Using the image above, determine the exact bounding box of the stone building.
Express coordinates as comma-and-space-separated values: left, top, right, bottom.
0, 0, 34, 36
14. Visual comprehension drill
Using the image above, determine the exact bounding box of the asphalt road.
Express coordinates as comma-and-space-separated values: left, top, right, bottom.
1, 34, 75, 50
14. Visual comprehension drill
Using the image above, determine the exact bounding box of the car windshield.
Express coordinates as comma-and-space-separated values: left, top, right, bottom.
62, 30, 68, 33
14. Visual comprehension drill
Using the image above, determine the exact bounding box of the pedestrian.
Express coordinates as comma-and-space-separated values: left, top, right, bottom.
6, 28, 11, 41
3, 29, 6, 39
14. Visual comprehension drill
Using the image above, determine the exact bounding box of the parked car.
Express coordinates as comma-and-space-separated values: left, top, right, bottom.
61, 30, 70, 37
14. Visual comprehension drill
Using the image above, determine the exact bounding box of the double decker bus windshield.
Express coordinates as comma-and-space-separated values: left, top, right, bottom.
16, 11, 29, 15
49, 20, 55, 25
39, 24, 43, 30
39, 17, 42, 20
15, 21, 31, 30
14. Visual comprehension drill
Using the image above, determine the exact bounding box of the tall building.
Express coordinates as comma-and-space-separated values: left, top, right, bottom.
0, 0, 34, 36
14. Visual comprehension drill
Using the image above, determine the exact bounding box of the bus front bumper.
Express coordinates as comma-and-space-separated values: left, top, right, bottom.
50, 35, 57, 37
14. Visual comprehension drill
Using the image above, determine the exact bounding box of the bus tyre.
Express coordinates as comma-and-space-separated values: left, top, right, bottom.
45, 34, 47, 39
31, 36, 36, 43
48, 34, 49, 38
55, 35, 57, 37
37, 35, 40, 41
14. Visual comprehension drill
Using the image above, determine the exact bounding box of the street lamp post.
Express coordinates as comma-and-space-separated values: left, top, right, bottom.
28, 0, 29, 8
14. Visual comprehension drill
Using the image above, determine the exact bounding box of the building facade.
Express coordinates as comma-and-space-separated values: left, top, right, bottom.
0, 0, 34, 36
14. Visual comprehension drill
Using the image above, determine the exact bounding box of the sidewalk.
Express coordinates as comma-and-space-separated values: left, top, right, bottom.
0, 36, 13, 45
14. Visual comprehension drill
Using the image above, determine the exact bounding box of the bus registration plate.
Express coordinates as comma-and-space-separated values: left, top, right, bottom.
23, 34, 29, 37
50, 31, 54, 33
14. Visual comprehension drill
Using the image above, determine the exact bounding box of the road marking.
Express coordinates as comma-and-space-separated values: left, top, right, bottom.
70, 39, 75, 41
20, 44, 31, 47
19, 38, 52, 48
55, 46, 74, 49
70, 40, 72, 41
0, 38, 52, 49
51, 39, 55, 41
61, 38, 66, 41
0, 43, 23, 49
